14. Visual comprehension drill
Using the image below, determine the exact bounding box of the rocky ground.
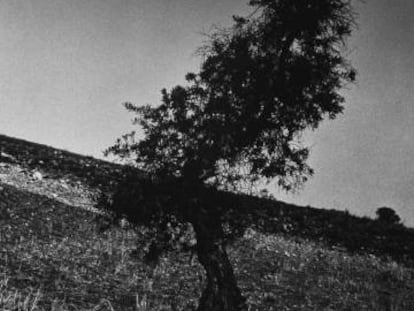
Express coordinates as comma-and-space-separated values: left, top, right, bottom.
0, 134, 128, 191
0, 162, 98, 212
0, 133, 132, 214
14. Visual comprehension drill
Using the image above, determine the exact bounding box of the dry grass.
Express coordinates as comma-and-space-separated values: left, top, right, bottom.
1, 183, 414, 310
0, 276, 42, 311
233, 229, 414, 310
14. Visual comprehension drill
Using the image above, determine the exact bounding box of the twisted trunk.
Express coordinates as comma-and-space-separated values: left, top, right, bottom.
193, 217, 246, 311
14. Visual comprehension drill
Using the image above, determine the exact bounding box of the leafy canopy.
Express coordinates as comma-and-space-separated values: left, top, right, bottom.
107, 0, 356, 194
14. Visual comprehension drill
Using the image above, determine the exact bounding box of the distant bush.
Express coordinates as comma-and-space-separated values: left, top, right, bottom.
376, 207, 401, 225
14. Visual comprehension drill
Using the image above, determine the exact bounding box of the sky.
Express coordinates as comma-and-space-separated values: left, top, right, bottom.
1, 0, 413, 227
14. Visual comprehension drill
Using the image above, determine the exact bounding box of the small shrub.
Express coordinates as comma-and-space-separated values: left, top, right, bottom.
376, 207, 401, 225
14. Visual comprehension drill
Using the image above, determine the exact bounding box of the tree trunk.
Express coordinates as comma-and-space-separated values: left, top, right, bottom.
193, 220, 247, 311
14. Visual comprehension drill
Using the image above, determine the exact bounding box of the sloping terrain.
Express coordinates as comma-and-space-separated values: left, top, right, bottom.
0, 134, 126, 190
1, 134, 414, 310
2, 134, 414, 264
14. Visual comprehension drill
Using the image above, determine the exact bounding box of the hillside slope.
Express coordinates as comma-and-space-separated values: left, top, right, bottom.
1, 134, 414, 263
1, 134, 414, 310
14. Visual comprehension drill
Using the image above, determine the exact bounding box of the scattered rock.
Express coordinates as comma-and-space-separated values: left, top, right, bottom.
0, 151, 17, 163
59, 180, 69, 190
32, 171, 43, 181
120, 218, 128, 228
15, 166, 25, 173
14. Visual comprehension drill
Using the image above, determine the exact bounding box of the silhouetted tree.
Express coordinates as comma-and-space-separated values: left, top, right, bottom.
376, 207, 401, 225
99, 1, 356, 310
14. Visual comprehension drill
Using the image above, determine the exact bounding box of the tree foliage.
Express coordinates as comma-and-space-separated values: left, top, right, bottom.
101, 1, 356, 309
108, 0, 355, 192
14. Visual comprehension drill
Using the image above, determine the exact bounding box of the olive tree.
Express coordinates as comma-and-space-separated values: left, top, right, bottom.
100, 1, 356, 310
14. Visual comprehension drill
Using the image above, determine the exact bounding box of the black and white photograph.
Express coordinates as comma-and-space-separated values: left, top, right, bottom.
1, 0, 413, 310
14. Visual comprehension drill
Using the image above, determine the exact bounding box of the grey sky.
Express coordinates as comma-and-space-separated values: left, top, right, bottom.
1, 1, 413, 226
